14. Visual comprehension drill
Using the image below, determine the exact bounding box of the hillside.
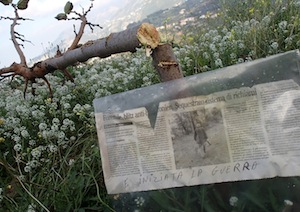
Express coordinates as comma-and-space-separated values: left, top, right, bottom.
126, 0, 220, 30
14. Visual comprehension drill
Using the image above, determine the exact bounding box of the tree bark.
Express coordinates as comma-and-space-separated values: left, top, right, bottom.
151, 43, 183, 82
0, 23, 160, 98
43, 23, 160, 71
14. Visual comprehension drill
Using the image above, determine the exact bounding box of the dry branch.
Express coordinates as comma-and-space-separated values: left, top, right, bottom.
66, 1, 102, 50
10, 4, 32, 66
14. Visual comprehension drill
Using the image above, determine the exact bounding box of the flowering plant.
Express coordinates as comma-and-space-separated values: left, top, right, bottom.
1, 0, 300, 211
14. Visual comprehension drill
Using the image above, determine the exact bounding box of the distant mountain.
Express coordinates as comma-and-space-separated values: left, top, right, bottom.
127, 0, 220, 30
105, 0, 185, 33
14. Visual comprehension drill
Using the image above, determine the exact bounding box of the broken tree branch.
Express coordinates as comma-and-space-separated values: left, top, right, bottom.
45, 23, 160, 70
0, 23, 160, 98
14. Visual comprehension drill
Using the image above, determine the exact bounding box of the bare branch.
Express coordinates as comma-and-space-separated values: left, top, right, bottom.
72, 24, 78, 37
1, 5, 33, 67
10, 4, 32, 66
66, 1, 102, 51
0, 16, 14, 20
14, 32, 32, 44
84, 2, 93, 16
86, 22, 103, 33
1, 14, 32, 21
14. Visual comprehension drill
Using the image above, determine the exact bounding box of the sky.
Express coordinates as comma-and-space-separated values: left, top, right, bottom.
0, 0, 126, 67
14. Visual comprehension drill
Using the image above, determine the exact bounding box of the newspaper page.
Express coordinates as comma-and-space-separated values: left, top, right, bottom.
94, 79, 300, 194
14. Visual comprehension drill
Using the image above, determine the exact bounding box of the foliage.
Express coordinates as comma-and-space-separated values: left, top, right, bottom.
0, 0, 12, 6
55, 2, 73, 20
1, 0, 300, 211
175, 0, 300, 76
16, 0, 29, 10
0, 0, 28, 8
0, 49, 158, 211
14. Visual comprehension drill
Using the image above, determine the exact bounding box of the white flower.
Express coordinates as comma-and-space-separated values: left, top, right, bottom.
68, 159, 75, 166
63, 103, 71, 109
48, 144, 58, 153
238, 42, 245, 49
284, 199, 293, 206
31, 147, 42, 158
215, 58, 223, 68
14, 144, 22, 152
134, 196, 145, 207
237, 58, 244, 63
278, 21, 288, 31
250, 18, 258, 26
26, 160, 40, 169
271, 42, 279, 50
52, 118, 60, 125
203, 52, 210, 60
229, 196, 238, 207
83, 104, 91, 111
51, 124, 59, 132
27, 204, 36, 212
248, 50, 256, 57
143, 76, 149, 82
230, 53, 237, 59
31, 110, 45, 119
284, 37, 293, 45
24, 165, 31, 173
57, 131, 66, 141
29, 140, 36, 146
19, 175, 25, 181
62, 119, 75, 131
213, 52, 220, 59
12, 135, 21, 143
213, 35, 221, 43
39, 123, 47, 131
73, 104, 83, 113
209, 43, 216, 52
21, 129, 30, 138
14, 127, 20, 134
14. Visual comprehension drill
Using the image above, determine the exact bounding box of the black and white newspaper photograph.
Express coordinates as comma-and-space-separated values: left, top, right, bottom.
169, 106, 230, 169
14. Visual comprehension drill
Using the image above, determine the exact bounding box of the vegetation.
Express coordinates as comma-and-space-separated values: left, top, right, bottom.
1, 0, 300, 211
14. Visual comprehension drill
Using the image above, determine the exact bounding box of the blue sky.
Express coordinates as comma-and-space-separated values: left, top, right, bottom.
0, 0, 126, 67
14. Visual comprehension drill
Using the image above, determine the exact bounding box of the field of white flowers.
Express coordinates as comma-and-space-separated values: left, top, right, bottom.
1, 0, 300, 211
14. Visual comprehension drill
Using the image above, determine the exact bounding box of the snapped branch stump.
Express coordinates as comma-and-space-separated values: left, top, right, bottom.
151, 43, 183, 82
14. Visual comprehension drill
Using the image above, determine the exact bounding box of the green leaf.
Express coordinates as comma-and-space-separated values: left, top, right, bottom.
0, 0, 12, 5
55, 13, 67, 20
64, 1, 73, 14
17, 0, 30, 10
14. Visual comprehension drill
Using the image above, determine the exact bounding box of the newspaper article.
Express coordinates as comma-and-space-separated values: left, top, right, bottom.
94, 79, 300, 194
